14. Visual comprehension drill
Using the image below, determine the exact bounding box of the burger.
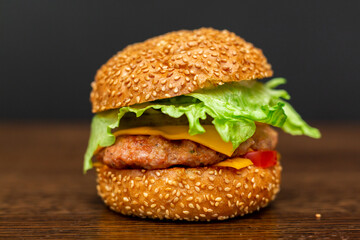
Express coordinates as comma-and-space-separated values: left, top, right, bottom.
84, 28, 320, 221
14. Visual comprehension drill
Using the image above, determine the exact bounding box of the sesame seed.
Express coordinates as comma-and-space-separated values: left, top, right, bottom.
248, 192, 252, 199
245, 207, 249, 213
226, 194, 233, 198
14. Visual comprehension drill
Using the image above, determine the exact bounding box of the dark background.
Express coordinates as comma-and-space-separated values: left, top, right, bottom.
1, 0, 359, 120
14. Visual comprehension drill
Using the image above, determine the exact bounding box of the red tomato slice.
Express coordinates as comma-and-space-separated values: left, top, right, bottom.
244, 150, 277, 168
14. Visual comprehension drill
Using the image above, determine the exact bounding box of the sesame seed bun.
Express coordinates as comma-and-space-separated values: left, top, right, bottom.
90, 28, 273, 113
96, 162, 281, 221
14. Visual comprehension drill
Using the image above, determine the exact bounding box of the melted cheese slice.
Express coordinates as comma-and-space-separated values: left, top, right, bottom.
213, 157, 253, 170
112, 125, 234, 156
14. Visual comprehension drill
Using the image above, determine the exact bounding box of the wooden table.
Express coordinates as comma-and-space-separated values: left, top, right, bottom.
0, 122, 359, 239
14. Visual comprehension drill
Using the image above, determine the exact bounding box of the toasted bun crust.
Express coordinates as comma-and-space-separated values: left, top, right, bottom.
96, 162, 281, 221
91, 28, 273, 113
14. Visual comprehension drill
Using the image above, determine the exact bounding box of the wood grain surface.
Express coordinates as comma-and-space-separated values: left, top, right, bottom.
0, 122, 359, 239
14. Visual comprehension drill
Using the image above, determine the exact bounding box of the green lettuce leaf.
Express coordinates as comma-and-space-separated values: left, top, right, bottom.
83, 110, 120, 171
83, 78, 320, 172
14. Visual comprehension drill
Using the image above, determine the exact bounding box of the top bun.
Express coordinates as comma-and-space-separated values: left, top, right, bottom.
90, 28, 273, 113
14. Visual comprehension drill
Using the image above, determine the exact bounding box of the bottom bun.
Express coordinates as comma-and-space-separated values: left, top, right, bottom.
96, 162, 281, 221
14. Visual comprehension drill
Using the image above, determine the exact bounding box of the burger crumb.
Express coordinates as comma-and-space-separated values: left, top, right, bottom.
315, 213, 321, 219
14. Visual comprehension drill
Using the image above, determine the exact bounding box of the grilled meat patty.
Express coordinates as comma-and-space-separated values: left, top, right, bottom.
97, 123, 277, 170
